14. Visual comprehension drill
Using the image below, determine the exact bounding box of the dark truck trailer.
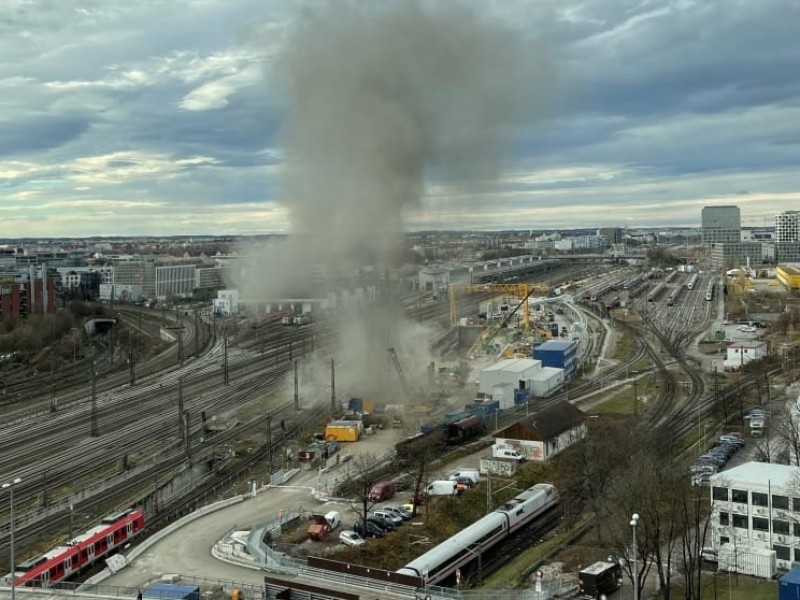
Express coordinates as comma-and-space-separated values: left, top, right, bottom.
578, 560, 622, 599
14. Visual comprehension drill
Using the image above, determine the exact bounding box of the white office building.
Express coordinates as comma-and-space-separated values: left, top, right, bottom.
709, 462, 800, 575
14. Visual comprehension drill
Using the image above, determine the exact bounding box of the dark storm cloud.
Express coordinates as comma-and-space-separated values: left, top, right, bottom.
0, 115, 89, 156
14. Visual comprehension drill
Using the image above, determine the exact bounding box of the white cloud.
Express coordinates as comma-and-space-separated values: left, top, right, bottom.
179, 64, 262, 110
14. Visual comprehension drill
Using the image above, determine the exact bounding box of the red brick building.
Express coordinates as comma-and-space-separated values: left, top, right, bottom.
0, 278, 56, 319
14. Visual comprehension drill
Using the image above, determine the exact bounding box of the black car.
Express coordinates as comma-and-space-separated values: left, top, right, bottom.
368, 515, 396, 532
353, 520, 384, 538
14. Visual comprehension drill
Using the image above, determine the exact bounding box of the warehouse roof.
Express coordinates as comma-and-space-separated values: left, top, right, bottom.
534, 340, 577, 352
483, 358, 540, 373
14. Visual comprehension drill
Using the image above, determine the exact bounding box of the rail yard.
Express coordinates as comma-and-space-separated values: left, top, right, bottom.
0, 253, 798, 600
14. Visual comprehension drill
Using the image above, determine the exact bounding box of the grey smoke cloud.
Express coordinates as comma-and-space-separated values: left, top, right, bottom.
248, 0, 550, 402
278, 0, 550, 266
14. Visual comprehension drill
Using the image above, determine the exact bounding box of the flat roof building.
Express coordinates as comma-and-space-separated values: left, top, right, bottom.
709, 462, 800, 575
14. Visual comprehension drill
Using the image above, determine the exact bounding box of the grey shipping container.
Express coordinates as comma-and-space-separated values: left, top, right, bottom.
144, 583, 201, 600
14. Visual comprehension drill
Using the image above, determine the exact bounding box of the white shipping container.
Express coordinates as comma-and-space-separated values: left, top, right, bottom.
718, 544, 776, 579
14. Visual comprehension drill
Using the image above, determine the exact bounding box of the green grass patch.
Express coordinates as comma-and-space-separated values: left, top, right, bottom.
589, 392, 638, 415
697, 573, 777, 600
611, 332, 634, 361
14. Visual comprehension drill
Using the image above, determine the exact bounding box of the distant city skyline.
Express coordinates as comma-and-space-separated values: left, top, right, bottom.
2, 1, 799, 237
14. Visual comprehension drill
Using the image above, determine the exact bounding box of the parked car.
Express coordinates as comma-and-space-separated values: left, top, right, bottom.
373, 510, 403, 526
382, 505, 412, 521
339, 530, 366, 547
353, 520, 384, 538
367, 515, 396, 532
698, 454, 726, 466
368, 481, 397, 502
718, 435, 745, 447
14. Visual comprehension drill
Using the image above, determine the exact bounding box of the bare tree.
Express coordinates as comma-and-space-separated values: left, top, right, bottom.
346, 453, 389, 533
396, 431, 445, 517
678, 481, 713, 600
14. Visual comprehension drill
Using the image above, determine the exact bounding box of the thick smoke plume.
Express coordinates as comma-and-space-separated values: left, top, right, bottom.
280, 1, 546, 265
247, 1, 549, 403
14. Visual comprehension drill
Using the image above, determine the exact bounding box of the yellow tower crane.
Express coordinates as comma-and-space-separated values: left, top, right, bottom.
448, 282, 549, 328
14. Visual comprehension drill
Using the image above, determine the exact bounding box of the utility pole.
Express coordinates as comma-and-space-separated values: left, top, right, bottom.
194, 309, 200, 357
183, 410, 191, 460
294, 359, 299, 411
267, 413, 273, 478
178, 376, 185, 441
633, 378, 639, 416
90, 361, 99, 437
330, 358, 336, 414
223, 332, 229, 385
178, 328, 184, 367
128, 333, 135, 385
713, 365, 718, 419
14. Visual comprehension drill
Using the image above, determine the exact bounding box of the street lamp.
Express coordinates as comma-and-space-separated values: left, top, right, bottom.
630, 513, 640, 600
2, 477, 21, 600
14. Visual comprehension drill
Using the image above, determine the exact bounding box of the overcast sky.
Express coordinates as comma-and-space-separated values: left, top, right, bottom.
2, 0, 799, 237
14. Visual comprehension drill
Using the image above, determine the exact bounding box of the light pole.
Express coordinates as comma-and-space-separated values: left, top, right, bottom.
2, 477, 22, 600
631, 513, 640, 600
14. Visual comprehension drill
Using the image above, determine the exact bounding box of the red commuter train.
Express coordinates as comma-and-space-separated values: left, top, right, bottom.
9, 508, 145, 588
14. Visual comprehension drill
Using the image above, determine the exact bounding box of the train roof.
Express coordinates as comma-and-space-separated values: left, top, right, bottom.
499, 484, 554, 512
41, 546, 74, 561
101, 508, 137, 524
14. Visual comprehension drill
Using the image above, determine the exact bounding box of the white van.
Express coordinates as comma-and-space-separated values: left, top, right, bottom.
324, 511, 341, 530
448, 469, 480, 484
492, 444, 525, 462
427, 480, 458, 496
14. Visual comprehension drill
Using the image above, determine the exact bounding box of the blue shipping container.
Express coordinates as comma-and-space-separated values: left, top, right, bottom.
780, 567, 800, 600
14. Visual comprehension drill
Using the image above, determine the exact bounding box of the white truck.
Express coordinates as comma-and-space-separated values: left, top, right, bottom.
492, 444, 525, 462
426, 480, 458, 496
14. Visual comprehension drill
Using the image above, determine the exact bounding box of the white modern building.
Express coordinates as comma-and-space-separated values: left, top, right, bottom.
724, 341, 768, 372
478, 358, 564, 399
709, 462, 800, 575
213, 289, 240, 316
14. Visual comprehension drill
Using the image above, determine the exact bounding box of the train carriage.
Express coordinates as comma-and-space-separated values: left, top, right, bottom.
10, 508, 145, 588
396, 484, 558, 586
705, 280, 715, 301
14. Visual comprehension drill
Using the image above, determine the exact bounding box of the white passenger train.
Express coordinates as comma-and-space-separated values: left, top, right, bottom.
705, 279, 715, 301
396, 483, 558, 586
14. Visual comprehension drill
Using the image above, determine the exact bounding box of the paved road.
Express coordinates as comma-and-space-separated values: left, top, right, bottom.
102, 428, 404, 589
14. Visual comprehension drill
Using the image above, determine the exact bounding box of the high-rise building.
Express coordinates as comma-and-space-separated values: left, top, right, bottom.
776, 211, 800, 243
702, 206, 741, 246
775, 210, 800, 263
